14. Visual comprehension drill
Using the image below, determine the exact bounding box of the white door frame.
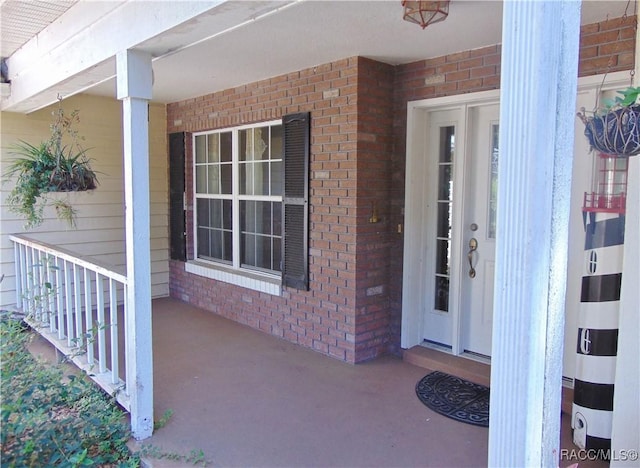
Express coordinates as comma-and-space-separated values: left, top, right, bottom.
400, 72, 631, 356
401, 89, 500, 354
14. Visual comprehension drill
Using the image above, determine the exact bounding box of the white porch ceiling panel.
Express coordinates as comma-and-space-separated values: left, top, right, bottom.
0, 0, 78, 57
0, 0, 630, 113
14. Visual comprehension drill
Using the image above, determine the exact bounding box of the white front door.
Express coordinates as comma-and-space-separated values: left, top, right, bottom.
418, 101, 499, 357
459, 103, 499, 358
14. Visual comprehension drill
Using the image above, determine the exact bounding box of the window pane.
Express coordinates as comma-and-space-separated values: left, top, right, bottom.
223, 231, 232, 262
195, 135, 206, 163
255, 127, 269, 161
258, 235, 272, 269
197, 199, 209, 227
221, 164, 232, 194
273, 202, 282, 235
436, 202, 451, 239
239, 129, 250, 162
220, 132, 232, 162
440, 126, 454, 163
271, 161, 283, 195
240, 163, 253, 195
242, 233, 256, 266
207, 134, 219, 163
222, 200, 232, 230
197, 228, 210, 257
259, 200, 273, 234
254, 161, 269, 196
438, 165, 452, 200
434, 276, 449, 312
209, 199, 221, 229
207, 165, 220, 195
272, 238, 282, 272
271, 125, 283, 160
196, 166, 206, 193
488, 124, 500, 239
435, 239, 450, 275
241, 200, 256, 232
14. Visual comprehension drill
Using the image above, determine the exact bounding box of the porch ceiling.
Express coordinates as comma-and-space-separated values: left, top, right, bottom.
0, 0, 630, 113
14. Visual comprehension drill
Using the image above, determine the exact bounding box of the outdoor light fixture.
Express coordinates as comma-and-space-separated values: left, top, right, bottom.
402, 0, 450, 29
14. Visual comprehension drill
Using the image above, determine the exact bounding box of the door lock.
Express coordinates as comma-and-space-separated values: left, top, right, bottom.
468, 238, 478, 278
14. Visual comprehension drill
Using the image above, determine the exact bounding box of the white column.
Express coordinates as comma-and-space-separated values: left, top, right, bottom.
489, 1, 580, 466
116, 49, 153, 440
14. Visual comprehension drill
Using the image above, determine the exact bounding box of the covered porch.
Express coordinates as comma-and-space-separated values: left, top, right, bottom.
29, 296, 601, 467
2, 1, 639, 465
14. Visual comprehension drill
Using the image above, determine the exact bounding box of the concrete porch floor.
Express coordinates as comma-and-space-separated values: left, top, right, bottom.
138, 298, 605, 467
30, 297, 606, 467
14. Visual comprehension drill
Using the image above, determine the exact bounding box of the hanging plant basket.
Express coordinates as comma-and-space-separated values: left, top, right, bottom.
579, 105, 640, 157
578, 86, 640, 157
3, 100, 99, 229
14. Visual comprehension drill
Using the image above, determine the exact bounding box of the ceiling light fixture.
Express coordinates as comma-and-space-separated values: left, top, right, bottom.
401, 1, 450, 29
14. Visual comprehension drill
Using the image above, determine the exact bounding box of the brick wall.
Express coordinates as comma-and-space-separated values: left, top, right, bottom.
168, 57, 394, 363
168, 15, 635, 363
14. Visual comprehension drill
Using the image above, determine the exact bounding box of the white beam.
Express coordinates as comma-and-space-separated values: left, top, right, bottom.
489, 1, 580, 466
2, 0, 223, 112
117, 49, 153, 440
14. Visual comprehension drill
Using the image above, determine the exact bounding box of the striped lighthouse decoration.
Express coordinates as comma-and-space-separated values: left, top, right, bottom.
572, 153, 628, 453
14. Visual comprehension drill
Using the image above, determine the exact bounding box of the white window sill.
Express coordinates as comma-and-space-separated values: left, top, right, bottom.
185, 261, 282, 296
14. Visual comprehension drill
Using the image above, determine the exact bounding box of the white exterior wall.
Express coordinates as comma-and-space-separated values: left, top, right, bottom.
0, 93, 169, 308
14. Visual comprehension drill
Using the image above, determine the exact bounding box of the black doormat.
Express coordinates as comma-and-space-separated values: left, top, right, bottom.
415, 371, 490, 427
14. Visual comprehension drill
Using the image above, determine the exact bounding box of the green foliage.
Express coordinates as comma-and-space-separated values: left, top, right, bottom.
3, 101, 98, 229
600, 86, 640, 114
137, 444, 208, 466
154, 408, 174, 430
0, 320, 139, 467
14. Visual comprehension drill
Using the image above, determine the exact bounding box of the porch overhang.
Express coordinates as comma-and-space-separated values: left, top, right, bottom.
1, 1, 627, 114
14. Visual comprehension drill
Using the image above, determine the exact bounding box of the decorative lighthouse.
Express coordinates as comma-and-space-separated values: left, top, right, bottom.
572, 153, 628, 452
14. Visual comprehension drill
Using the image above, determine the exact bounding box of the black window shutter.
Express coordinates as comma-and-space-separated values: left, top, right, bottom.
169, 132, 186, 261
282, 112, 310, 290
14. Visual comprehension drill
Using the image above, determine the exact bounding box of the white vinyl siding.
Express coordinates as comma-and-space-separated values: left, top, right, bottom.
0, 93, 169, 307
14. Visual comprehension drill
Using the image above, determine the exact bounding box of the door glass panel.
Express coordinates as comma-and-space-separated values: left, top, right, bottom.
488, 124, 499, 239
434, 126, 454, 312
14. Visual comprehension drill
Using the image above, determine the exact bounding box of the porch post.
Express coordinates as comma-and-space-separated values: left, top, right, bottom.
489, 1, 580, 466
116, 49, 154, 440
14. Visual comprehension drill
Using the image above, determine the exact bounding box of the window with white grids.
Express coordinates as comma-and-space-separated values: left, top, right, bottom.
194, 121, 283, 275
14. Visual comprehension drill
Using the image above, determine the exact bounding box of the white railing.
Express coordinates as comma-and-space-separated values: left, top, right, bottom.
10, 234, 131, 411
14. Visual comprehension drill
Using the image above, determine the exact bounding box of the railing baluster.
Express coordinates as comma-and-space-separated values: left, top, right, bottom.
37, 250, 46, 325
109, 279, 119, 385
85, 269, 94, 365
18, 244, 27, 311
96, 273, 107, 374
13, 242, 22, 310
123, 284, 130, 396
64, 260, 73, 344
46, 255, 56, 332
74, 264, 82, 349
26, 247, 35, 316
55, 257, 64, 337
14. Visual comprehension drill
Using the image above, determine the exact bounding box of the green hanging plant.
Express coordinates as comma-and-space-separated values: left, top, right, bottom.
577, 86, 640, 157
4, 99, 98, 228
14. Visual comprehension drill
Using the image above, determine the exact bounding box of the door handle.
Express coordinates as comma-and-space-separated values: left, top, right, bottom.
468, 238, 478, 278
